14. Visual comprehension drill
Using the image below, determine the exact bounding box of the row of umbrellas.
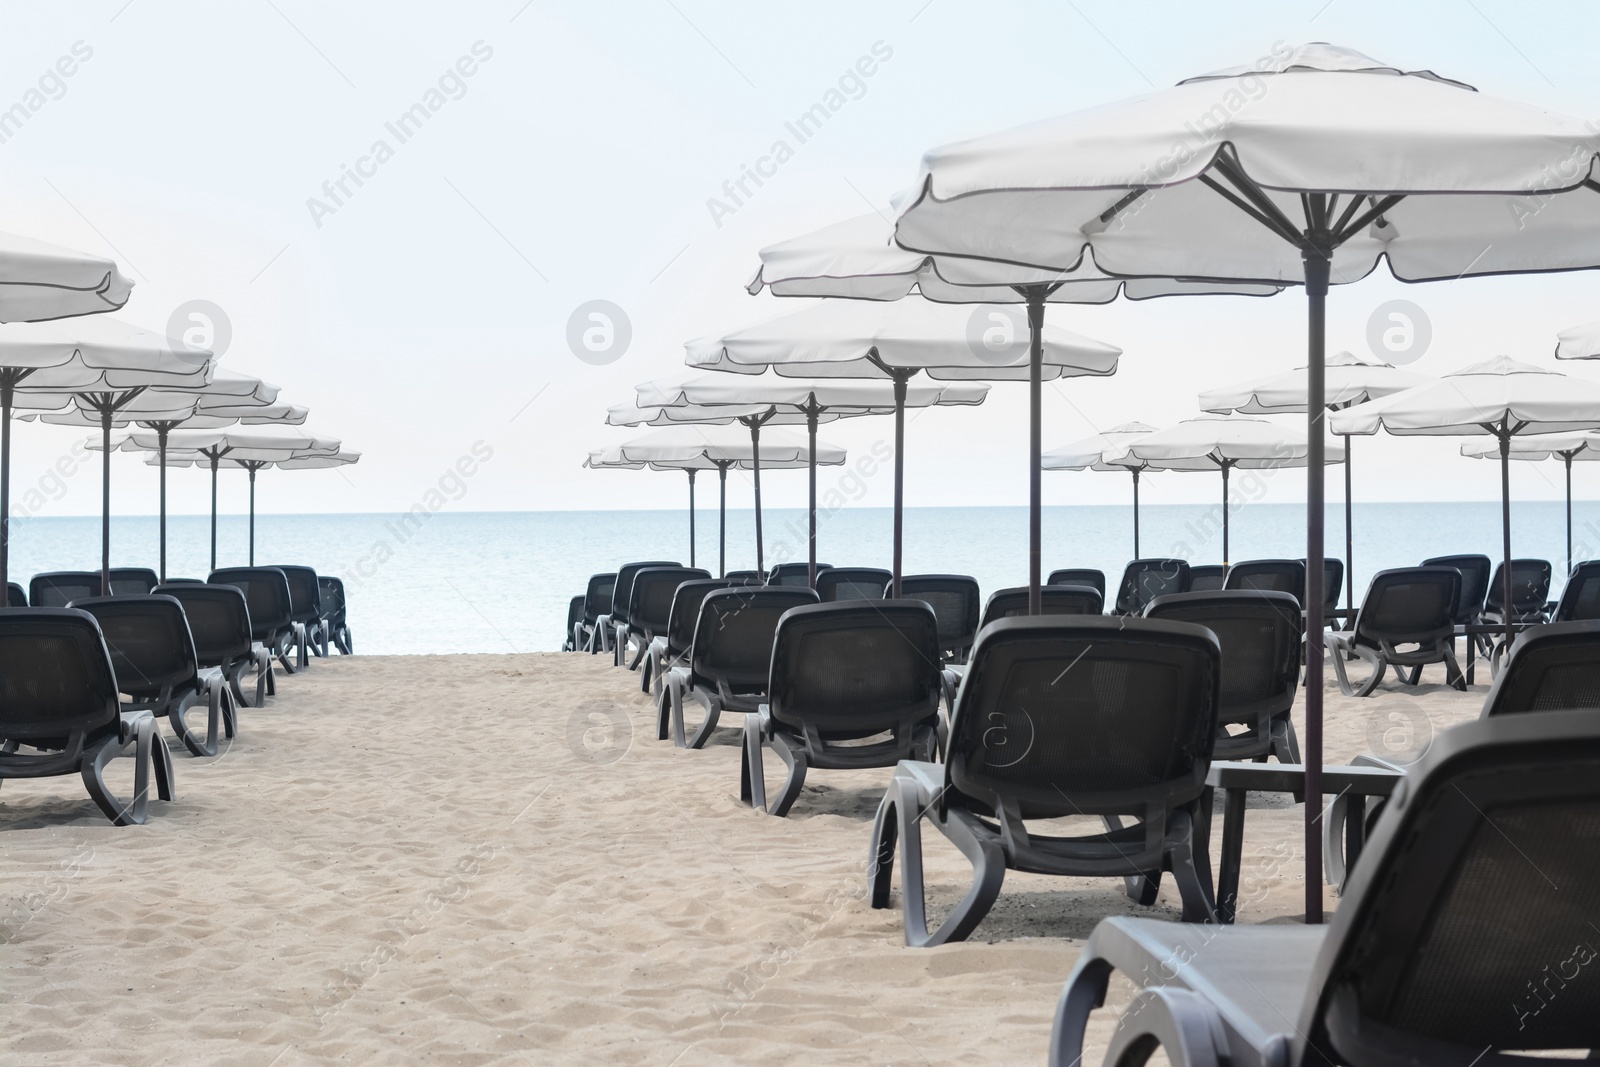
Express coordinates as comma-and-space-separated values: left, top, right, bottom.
588, 41, 1600, 923
0, 233, 358, 589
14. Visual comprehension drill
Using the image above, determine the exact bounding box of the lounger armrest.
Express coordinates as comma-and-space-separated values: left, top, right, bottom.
1350, 754, 1407, 775
117, 708, 156, 745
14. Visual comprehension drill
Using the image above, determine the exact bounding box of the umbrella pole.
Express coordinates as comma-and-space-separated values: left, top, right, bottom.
209, 454, 218, 573
749, 419, 764, 577
0, 380, 11, 599
892, 374, 907, 598
100, 407, 112, 595
249, 466, 256, 566
718, 462, 727, 578
687, 469, 696, 569
806, 402, 818, 589
1220, 461, 1231, 566
1500, 427, 1514, 652
1026, 290, 1046, 615
158, 426, 169, 583
1302, 244, 1331, 926
1132, 468, 1140, 559
1565, 452, 1573, 576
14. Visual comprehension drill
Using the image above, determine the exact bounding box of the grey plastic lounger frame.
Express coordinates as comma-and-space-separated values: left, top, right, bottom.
1144, 589, 1302, 763
744, 600, 942, 818
624, 565, 710, 687
1049, 709, 1600, 1067
0, 608, 175, 825
208, 567, 298, 679
644, 578, 735, 701
108, 567, 159, 596
895, 574, 981, 665
815, 566, 893, 603
1186, 564, 1228, 592
660, 586, 818, 749
1327, 566, 1465, 697
562, 595, 585, 651
71, 594, 236, 759
319, 576, 352, 655
272, 564, 326, 664
577, 572, 616, 654
767, 562, 826, 587
1114, 559, 1192, 616
155, 582, 272, 708
29, 570, 103, 606
1048, 568, 1106, 598
1551, 560, 1600, 623
869, 616, 1221, 947
605, 561, 678, 667
1222, 558, 1307, 606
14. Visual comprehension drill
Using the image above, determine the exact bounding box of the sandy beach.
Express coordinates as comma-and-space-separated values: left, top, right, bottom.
3, 652, 1482, 1065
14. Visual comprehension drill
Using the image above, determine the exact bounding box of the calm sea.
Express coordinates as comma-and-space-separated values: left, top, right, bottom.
6, 501, 1593, 654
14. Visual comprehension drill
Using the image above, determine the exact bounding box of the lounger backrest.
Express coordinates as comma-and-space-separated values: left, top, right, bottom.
154, 583, 253, 665
1421, 553, 1492, 624
1114, 559, 1191, 615
1351, 567, 1459, 650
980, 585, 1103, 628
208, 568, 293, 641
1479, 620, 1600, 717
690, 587, 818, 694
108, 567, 159, 596
1319, 558, 1343, 613
766, 600, 942, 736
1484, 558, 1552, 615
270, 565, 323, 624
582, 573, 616, 625
725, 569, 766, 585
318, 576, 348, 624
565, 595, 585, 640
1186, 565, 1228, 592
6, 582, 25, 607
1223, 558, 1307, 606
611, 561, 678, 618
69, 594, 200, 696
767, 562, 826, 587
1300, 710, 1600, 1063
1552, 560, 1600, 623
29, 571, 102, 607
1047, 568, 1106, 598
0, 608, 121, 741
896, 575, 981, 661
946, 616, 1219, 820
816, 567, 893, 603
1143, 590, 1301, 727
664, 579, 735, 656
627, 566, 710, 633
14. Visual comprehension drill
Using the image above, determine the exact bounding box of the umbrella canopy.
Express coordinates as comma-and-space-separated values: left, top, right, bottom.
1200, 351, 1430, 609
1462, 432, 1600, 573
1555, 319, 1600, 361
0, 230, 133, 323
587, 426, 845, 575
121, 431, 340, 570
1108, 414, 1345, 564
746, 213, 1277, 614
1333, 357, 1600, 648
642, 370, 987, 587
1042, 422, 1159, 557
891, 41, 1600, 923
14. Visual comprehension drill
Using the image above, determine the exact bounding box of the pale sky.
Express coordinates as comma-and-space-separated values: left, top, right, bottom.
4, 0, 1600, 519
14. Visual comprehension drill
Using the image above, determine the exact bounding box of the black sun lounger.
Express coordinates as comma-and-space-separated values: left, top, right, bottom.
319, 575, 352, 655
1327, 566, 1465, 697
1114, 559, 1191, 616
156, 582, 272, 708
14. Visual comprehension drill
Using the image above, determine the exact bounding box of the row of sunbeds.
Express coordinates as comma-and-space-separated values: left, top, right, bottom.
0, 567, 352, 825
567, 556, 1600, 1063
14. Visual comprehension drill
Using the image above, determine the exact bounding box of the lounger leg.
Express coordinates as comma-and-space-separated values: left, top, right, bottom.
1441, 645, 1467, 691
1103, 815, 1161, 905
1102, 988, 1228, 1067
682, 693, 723, 751
82, 729, 148, 826
1166, 813, 1216, 923
759, 734, 808, 818
905, 810, 1006, 947
1269, 714, 1301, 764
151, 733, 176, 801
626, 639, 647, 672
1048, 957, 1114, 1067
656, 684, 673, 743
169, 690, 219, 758
639, 651, 652, 694
1215, 786, 1247, 924
1331, 644, 1384, 698
740, 715, 764, 809
867, 782, 901, 909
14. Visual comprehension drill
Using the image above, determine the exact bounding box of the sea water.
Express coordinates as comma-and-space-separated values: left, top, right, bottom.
5, 501, 1592, 654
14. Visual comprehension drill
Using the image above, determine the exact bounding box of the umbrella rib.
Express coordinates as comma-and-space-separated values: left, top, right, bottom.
1333, 194, 1407, 245
1198, 174, 1303, 248
1210, 155, 1306, 246
1330, 194, 1368, 237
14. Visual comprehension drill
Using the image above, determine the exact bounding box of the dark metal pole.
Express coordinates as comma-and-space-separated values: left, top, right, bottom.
1500, 427, 1514, 652
1026, 290, 1045, 615
1343, 433, 1355, 612
718, 462, 727, 578
749, 419, 764, 577
1221, 460, 1231, 566
209, 453, 218, 573
1132, 468, 1140, 559
1302, 241, 1331, 926
158, 426, 169, 583
687, 468, 696, 569
892, 374, 907, 598
248, 466, 256, 566
807, 402, 818, 589
100, 407, 112, 595
1565, 452, 1573, 576
0, 380, 12, 598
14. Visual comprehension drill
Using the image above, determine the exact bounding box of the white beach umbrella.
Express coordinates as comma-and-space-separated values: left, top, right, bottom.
1555, 319, 1600, 361
0, 230, 133, 323
1200, 351, 1430, 608
1042, 422, 1159, 557
1461, 432, 1600, 573
1109, 414, 1345, 565
686, 299, 1110, 591
586, 427, 845, 573
1333, 357, 1600, 647
122, 431, 340, 570
892, 41, 1600, 920
642, 370, 987, 588
746, 213, 1277, 613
